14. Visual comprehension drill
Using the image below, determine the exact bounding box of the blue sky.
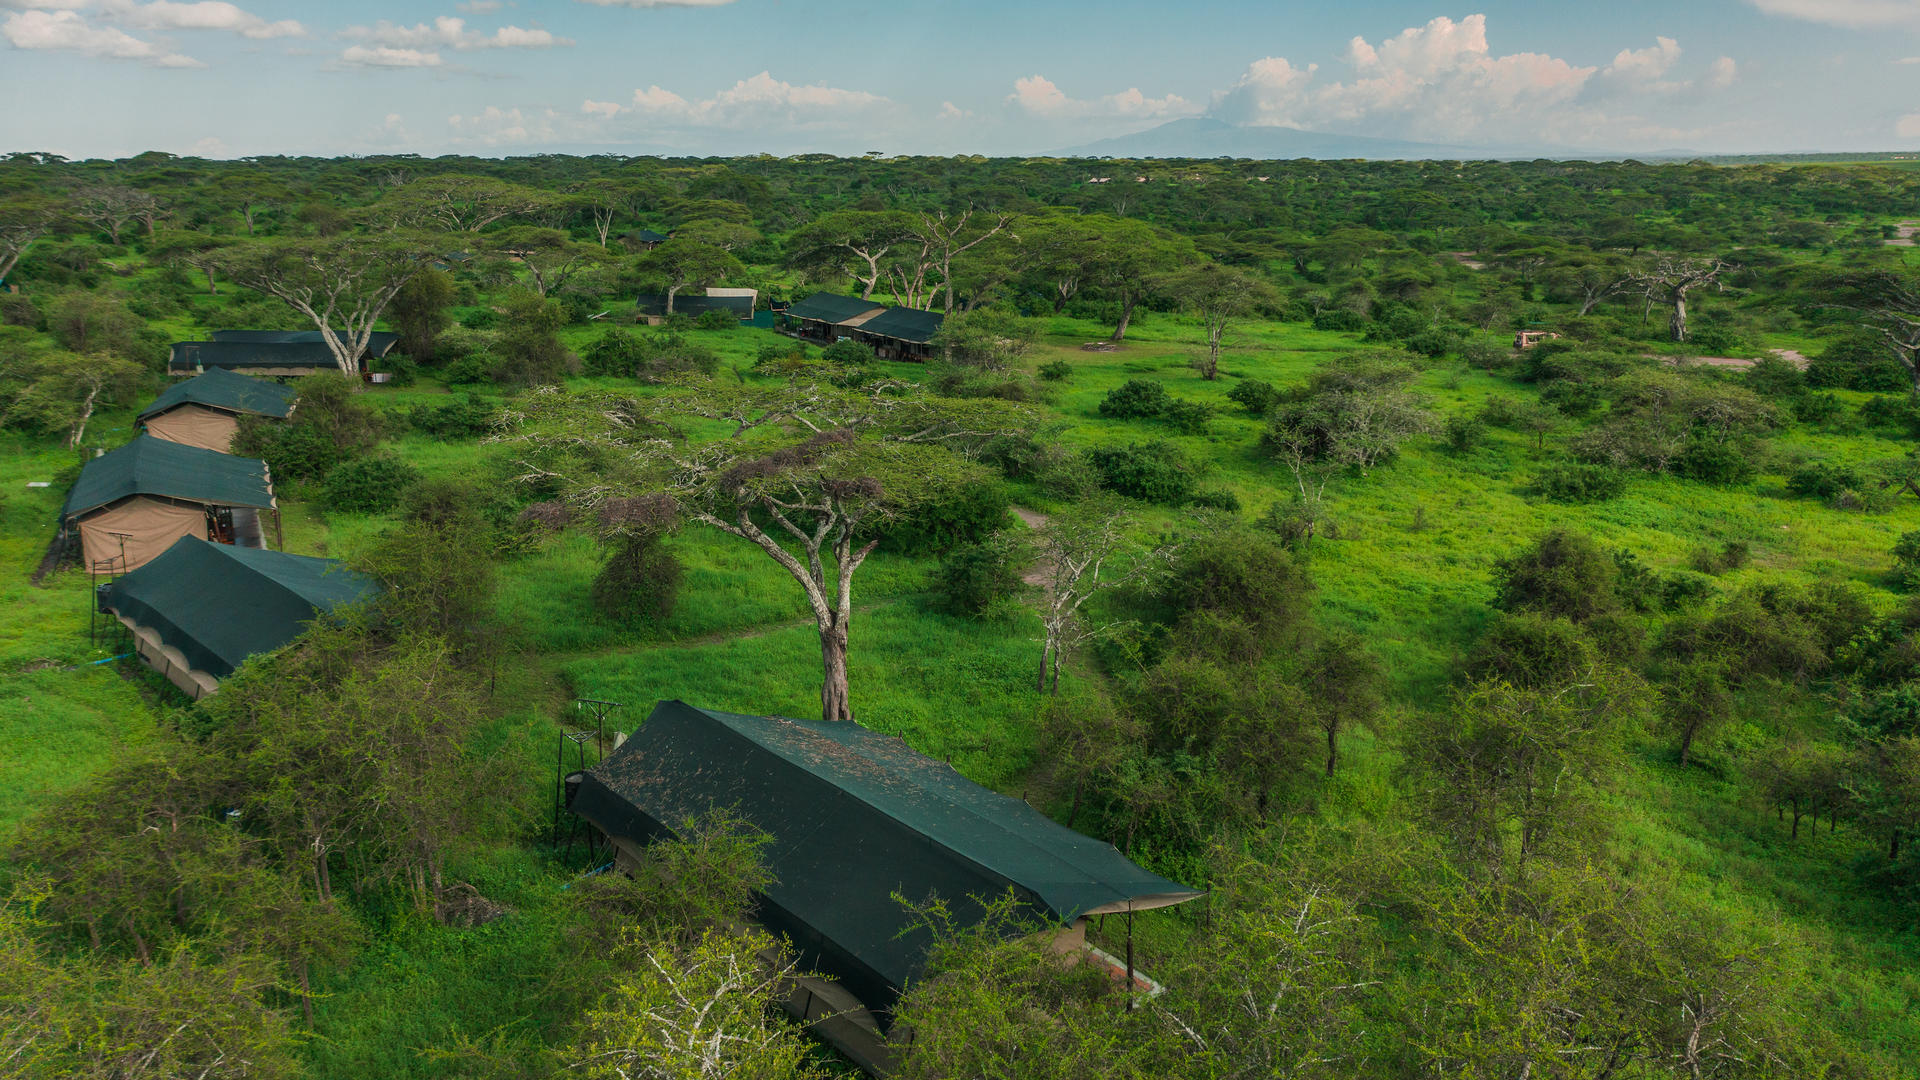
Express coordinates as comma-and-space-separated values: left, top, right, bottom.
3, 0, 1920, 158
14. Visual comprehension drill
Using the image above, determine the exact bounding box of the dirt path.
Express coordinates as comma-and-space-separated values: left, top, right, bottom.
1446, 251, 1488, 270
1652, 348, 1810, 372
1012, 507, 1051, 588
1889, 221, 1920, 247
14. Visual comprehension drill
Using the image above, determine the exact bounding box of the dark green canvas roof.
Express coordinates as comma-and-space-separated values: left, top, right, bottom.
570, 701, 1201, 1017
139, 368, 296, 422
858, 306, 945, 344
633, 293, 754, 318
62, 436, 275, 518
209, 330, 400, 355
101, 537, 376, 678
626, 228, 670, 244
784, 292, 885, 324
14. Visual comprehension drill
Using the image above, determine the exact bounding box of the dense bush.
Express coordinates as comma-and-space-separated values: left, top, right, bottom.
1494, 529, 1621, 623
1806, 331, 1909, 392
407, 394, 499, 438
820, 337, 875, 370
1086, 442, 1194, 504
231, 373, 383, 483
1227, 378, 1279, 414
932, 534, 1025, 617
1532, 462, 1628, 503
1162, 398, 1214, 435
578, 327, 650, 377
1098, 378, 1173, 420
1787, 461, 1864, 501
1312, 308, 1369, 332
1471, 611, 1598, 688
592, 531, 682, 626
1671, 435, 1757, 485
878, 480, 1011, 555
1443, 414, 1487, 453
694, 308, 737, 331
442, 354, 493, 386
1038, 360, 1073, 381
320, 454, 421, 514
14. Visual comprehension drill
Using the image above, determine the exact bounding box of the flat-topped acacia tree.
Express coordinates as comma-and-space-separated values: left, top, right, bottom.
210, 236, 432, 379
508, 379, 1028, 722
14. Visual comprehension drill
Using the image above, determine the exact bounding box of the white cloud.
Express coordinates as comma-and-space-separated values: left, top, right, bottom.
340, 43, 441, 67
583, 71, 886, 127
1008, 74, 1195, 120
110, 1, 304, 39
0, 0, 92, 9
1745, 0, 1920, 27
1900, 113, 1920, 138
2, 9, 202, 66
449, 104, 561, 144
342, 15, 570, 51
1207, 14, 1739, 147
938, 101, 970, 120
456, 0, 504, 10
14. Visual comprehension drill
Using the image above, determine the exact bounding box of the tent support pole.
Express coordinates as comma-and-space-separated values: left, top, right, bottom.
273, 508, 284, 551
1125, 908, 1135, 1012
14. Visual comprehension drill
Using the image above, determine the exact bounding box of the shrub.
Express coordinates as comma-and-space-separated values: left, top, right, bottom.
878, 481, 1011, 556
1038, 360, 1073, 381
1312, 309, 1369, 332
694, 308, 738, 331
320, 455, 421, 515
233, 419, 341, 484
442, 354, 493, 386
1494, 529, 1620, 623
1162, 398, 1214, 435
407, 394, 499, 438
1792, 392, 1845, 426
1806, 330, 1909, 392
932, 534, 1025, 617
1086, 442, 1194, 504
1786, 461, 1863, 501
1471, 612, 1598, 689
1894, 531, 1920, 590
458, 307, 498, 330
1539, 378, 1602, 418
592, 532, 682, 626
579, 327, 649, 377
1098, 378, 1172, 420
1443, 415, 1487, 453
1227, 378, 1279, 414
1858, 393, 1920, 437
1405, 328, 1455, 358
372, 355, 417, 387
1185, 488, 1242, 513
1671, 436, 1756, 485
1744, 355, 1806, 399
637, 332, 720, 380
1532, 462, 1627, 503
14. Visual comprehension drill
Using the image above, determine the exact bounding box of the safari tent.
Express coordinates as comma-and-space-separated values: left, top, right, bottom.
621, 228, 671, 251
781, 292, 887, 343
138, 368, 296, 453
169, 331, 398, 376
61, 436, 277, 574
632, 289, 758, 325
569, 701, 1201, 1043
100, 537, 376, 699
854, 306, 945, 361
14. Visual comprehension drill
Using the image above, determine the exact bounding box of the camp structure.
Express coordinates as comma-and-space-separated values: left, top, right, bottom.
781, 292, 886, 344
169, 330, 399, 377
632, 287, 758, 325
853, 306, 945, 361
137, 368, 296, 453
61, 435, 277, 574
568, 701, 1202, 1072
620, 228, 671, 252
100, 536, 377, 699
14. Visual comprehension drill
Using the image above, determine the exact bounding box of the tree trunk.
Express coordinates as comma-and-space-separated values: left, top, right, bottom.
666, 283, 681, 315
1037, 642, 1051, 693
297, 960, 314, 1026
1670, 291, 1689, 342
1679, 725, 1694, 767
1110, 294, 1138, 342
204, 266, 218, 295
1050, 649, 1061, 695
1324, 724, 1337, 778
1790, 799, 1801, 839
820, 622, 852, 722
67, 388, 99, 449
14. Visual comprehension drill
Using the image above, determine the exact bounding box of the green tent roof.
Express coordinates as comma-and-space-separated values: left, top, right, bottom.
858, 306, 945, 344
138, 368, 296, 422
626, 228, 670, 244
170, 333, 397, 373
62, 436, 275, 518
784, 292, 885, 324
570, 701, 1201, 1018
101, 537, 377, 678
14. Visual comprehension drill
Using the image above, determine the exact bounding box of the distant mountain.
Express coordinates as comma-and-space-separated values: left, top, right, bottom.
1053, 117, 1684, 162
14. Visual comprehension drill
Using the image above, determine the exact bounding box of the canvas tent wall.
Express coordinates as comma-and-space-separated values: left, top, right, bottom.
101, 536, 376, 698
569, 701, 1201, 1021
139, 368, 296, 452
61, 436, 276, 572
854, 306, 945, 361
632, 291, 756, 325
782, 292, 886, 343
170, 331, 398, 376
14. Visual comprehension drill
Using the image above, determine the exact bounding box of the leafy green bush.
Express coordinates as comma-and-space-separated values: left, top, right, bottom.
579, 327, 649, 377
1227, 378, 1279, 414
1858, 393, 1920, 437
1532, 462, 1628, 503
1494, 529, 1620, 623
407, 394, 499, 438
1185, 488, 1242, 512
1098, 378, 1172, 420
1087, 442, 1194, 504
1038, 360, 1073, 381
694, 308, 738, 331
320, 455, 421, 514
1471, 611, 1598, 689
1806, 330, 1908, 392
1894, 531, 1920, 590
233, 419, 341, 484
458, 307, 498, 330
819, 338, 873, 368
1786, 461, 1863, 500
592, 532, 682, 626
1671, 436, 1756, 485
442, 354, 493, 386
1312, 309, 1368, 332
1162, 398, 1214, 435
877, 481, 1011, 555
371, 355, 416, 387
1443, 414, 1487, 453
932, 534, 1025, 617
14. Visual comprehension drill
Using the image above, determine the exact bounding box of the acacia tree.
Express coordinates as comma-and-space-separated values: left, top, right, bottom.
1088, 218, 1195, 342
0, 200, 56, 282
75, 184, 160, 245
906, 208, 1014, 313
1631, 258, 1735, 343
377, 174, 549, 232
493, 226, 609, 297
211, 236, 428, 377
509, 382, 1027, 722
1162, 262, 1276, 380
786, 209, 916, 299
1033, 497, 1172, 694
1842, 271, 1920, 391
633, 239, 741, 314
1260, 355, 1435, 545
2, 351, 146, 447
